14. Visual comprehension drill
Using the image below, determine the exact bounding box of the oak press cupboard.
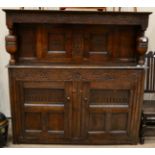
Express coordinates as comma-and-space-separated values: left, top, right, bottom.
4, 9, 151, 144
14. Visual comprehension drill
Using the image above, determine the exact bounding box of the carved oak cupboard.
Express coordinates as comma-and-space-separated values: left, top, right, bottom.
4, 9, 151, 144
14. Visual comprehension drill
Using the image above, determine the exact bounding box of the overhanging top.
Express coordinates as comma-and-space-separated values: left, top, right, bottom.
3, 9, 152, 30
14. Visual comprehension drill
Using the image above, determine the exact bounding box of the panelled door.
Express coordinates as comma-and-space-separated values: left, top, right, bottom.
81, 80, 136, 144
17, 81, 72, 143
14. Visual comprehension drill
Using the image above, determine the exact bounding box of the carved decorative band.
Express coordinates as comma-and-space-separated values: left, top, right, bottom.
11, 69, 140, 83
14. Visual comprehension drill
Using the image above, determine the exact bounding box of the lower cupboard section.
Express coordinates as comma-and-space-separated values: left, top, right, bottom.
9, 68, 144, 144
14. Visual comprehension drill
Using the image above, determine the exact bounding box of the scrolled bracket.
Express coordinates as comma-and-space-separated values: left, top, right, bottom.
5, 34, 17, 65
137, 36, 148, 65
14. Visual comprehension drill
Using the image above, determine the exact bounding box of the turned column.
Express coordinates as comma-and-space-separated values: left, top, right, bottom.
5, 26, 17, 65
136, 31, 148, 65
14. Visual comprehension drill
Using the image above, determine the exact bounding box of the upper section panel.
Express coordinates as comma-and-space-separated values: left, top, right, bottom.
3, 9, 151, 66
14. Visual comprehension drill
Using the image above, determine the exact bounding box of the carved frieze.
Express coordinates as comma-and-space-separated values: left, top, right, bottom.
11, 68, 142, 84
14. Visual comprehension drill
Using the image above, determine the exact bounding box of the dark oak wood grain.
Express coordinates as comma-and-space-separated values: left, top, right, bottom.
4, 9, 151, 145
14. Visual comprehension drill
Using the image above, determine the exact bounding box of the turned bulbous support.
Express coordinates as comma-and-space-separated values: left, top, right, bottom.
5, 34, 17, 64
137, 36, 148, 65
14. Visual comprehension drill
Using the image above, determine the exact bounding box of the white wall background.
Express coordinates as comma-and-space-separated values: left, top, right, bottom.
0, 7, 155, 117
0, 8, 10, 116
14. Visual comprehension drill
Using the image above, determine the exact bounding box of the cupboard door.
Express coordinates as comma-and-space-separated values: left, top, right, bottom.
81, 80, 138, 144
18, 81, 72, 143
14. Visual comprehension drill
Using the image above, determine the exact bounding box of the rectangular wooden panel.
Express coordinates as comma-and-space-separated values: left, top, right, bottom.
90, 33, 108, 52
25, 112, 42, 131
110, 113, 128, 131
36, 25, 72, 61
89, 113, 106, 132
48, 33, 65, 52
48, 112, 64, 132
